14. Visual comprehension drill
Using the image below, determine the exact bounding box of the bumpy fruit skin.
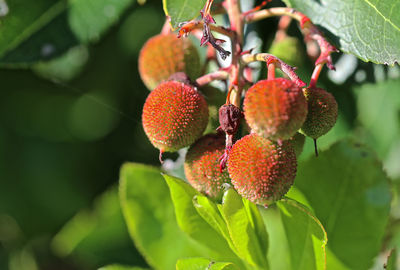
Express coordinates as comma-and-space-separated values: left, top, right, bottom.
228, 133, 297, 205
184, 133, 230, 199
289, 132, 306, 157
139, 33, 200, 90
142, 81, 209, 152
244, 78, 308, 141
301, 88, 338, 139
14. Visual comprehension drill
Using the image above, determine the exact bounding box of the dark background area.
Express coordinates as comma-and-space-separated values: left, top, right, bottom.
0, 1, 165, 269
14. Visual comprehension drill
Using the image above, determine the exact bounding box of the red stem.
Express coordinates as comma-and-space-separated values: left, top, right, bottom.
224, 0, 244, 107
267, 63, 276, 80
309, 63, 323, 88
195, 70, 229, 86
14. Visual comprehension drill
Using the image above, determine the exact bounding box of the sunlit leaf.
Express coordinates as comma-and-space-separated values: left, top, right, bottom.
260, 199, 327, 270
163, 0, 206, 29
120, 163, 207, 270
176, 257, 239, 270
98, 265, 149, 270
163, 174, 237, 259
283, 0, 400, 65
353, 79, 400, 179
290, 140, 391, 270
219, 189, 269, 269
193, 195, 236, 252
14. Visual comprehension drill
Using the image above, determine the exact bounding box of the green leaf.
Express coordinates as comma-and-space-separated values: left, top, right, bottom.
278, 200, 327, 270
242, 199, 269, 257
33, 45, 89, 81
163, 0, 206, 29
176, 258, 239, 270
298, 113, 351, 162
219, 189, 269, 269
98, 265, 149, 270
0, 0, 64, 54
0, 0, 134, 64
325, 248, 350, 270
163, 174, 236, 259
283, 0, 400, 65
290, 140, 391, 270
193, 195, 237, 253
51, 186, 141, 268
0, 0, 77, 64
353, 79, 400, 178
385, 249, 398, 270
260, 199, 327, 270
68, 0, 134, 42
119, 163, 207, 270
8, 247, 39, 270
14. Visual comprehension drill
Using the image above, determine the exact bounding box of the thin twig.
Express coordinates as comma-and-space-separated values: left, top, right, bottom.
195, 70, 229, 86
245, 7, 338, 66
241, 53, 306, 87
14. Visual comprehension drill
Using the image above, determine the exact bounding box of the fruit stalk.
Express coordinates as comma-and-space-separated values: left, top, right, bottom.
309, 63, 324, 88
241, 53, 306, 87
267, 62, 276, 80
195, 70, 230, 86
224, 0, 244, 108
244, 6, 337, 83
244, 7, 305, 23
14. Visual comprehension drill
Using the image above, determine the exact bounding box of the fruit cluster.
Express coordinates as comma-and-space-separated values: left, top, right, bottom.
139, 5, 338, 206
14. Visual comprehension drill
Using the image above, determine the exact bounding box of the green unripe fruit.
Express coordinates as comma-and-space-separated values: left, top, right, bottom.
142, 81, 209, 153
228, 133, 297, 205
184, 133, 230, 200
269, 36, 304, 67
139, 33, 200, 90
244, 78, 308, 141
301, 87, 338, 139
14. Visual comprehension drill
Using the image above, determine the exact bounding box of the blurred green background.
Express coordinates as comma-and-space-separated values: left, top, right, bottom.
0, 0, 400, 269
0, 1, 166, 269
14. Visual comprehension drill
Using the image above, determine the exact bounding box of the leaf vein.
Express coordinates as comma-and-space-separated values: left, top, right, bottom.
362, 0, 400, 32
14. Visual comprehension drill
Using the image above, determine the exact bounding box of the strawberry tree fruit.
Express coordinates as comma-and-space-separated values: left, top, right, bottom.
142, 80, 208, 158
301, 87, 338, 139
228, 133, 297, 205
139, 33, 201, 90
243, 78, 308, 142
184, 133, 231, 200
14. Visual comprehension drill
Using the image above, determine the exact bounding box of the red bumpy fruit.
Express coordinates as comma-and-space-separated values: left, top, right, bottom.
142, 81, 209, 155
139, 33, 200, 90
244, 78, 308, 142
228, 133, 297, 205
301, 87, 338, 139
184, 133, 231, 200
